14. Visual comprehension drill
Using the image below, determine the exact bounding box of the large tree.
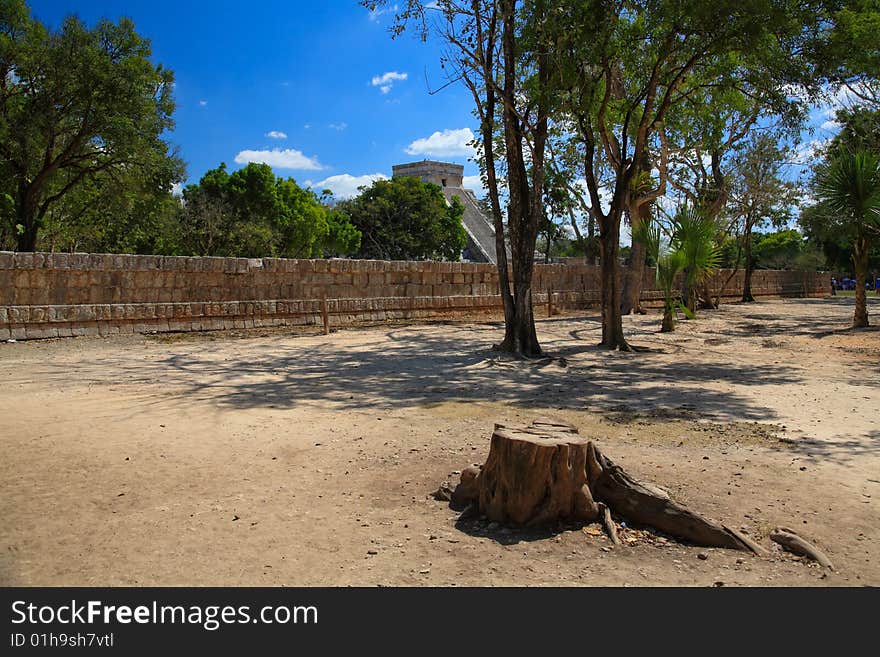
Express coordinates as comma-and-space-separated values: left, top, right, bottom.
547, 0, 829, 350
0, 0, 183, 251
368, 0, 554, 357
37, 161, 183, 254
181, 162, 359, 258
337, 176, 465, 261
812, 0, 880, 108
727, 132, 798, 302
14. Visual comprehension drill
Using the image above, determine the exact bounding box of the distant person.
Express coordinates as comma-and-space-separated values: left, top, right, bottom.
831, 277, 837, 295
875, 277, 880, 295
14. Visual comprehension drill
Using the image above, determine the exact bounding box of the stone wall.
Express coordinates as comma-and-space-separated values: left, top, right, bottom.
0, 251, 831, 340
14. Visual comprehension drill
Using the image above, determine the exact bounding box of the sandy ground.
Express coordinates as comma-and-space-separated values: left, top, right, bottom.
1, 296, 878, 587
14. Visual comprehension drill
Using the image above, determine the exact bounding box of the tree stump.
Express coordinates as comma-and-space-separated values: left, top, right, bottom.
451, 419, 762, 553
477, 420, 600, 526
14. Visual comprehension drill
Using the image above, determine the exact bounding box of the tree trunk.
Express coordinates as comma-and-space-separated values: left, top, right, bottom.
741, 229, 755, 303
492, 0, 544, 359
452, 420, 759, 552
477, 422, 599, 526
661, 302, 675, 332
682, 269, 697, 316
853, 234, 869, 328
14, 187, 39, 252
599, 211, 630, 350
621, 151, 653, 315
621, 201, 650, 315
471, 1, 515, 353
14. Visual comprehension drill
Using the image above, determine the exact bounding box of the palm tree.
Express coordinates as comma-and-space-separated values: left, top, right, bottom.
642, 217, 692, 332
670, 206, 721, 314
816, 149, 880, 328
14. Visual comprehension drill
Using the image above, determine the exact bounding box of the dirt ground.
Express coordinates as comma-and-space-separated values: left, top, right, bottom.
1, 296, 878, 587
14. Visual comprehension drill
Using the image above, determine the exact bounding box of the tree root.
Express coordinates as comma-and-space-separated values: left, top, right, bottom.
770, 527, 834, 570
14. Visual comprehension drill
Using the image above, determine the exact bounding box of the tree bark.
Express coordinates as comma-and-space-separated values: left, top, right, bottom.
14, 184, 39, 252
492, 0, 545, 358
769, 527, 834, 570
477, 422, 599, 526
464, 0, 516, 352
661, 303, 675, 332
621, 150, 653, 315
599, 210, 630, 350
621, 202, 649, 315
853, 234, 869, 328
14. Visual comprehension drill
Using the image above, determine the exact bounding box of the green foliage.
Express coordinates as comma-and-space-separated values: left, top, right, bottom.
816, 149, 880, 231
671, 206, 721, 295
336, 177, 466, 261
813, 145, 880, 325
639, 217, 691, 331
0, 0, 183, 251
728, 133, 798, 234
180, 163, 360, 258
752, 229, 806, 270
811, 0, 880, 106
802, 109, 880, 272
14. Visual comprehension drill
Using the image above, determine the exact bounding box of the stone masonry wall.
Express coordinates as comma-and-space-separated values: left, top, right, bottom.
0, 251, 831, 340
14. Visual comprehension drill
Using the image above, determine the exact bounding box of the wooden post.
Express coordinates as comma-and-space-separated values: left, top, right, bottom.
321, 295, 330, 335
547, 284, 553, 317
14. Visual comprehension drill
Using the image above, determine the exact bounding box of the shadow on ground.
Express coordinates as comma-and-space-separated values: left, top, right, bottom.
65, 316, 804, 423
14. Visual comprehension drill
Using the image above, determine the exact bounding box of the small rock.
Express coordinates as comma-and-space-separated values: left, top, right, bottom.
697, 552, 708, 560
367, 550, 378, 555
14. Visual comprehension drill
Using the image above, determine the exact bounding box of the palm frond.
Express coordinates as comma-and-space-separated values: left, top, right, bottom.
816, 149, 880, 228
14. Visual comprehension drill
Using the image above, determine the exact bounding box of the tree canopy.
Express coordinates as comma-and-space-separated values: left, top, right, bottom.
180, 162, 361, 259
336, 176, 466, 261
0, 0, 184, 251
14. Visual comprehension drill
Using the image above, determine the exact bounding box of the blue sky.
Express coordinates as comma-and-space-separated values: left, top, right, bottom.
28, 0, 852, 209
29, 0, 484, 198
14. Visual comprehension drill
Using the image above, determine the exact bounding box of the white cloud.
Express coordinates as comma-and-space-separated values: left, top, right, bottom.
310, 173, 388, 199
371, 71, 407, 94
462, 175, 486, 197
368, 3, 398, 22
304, 123, 312, 129
171, 182, 183, 197
328, 122, 348, 131
792, 138, 830, 165
234, 148, 324, 170
405, 128, 476, 157
265, 130, 287, 140
199, 100, 208, 107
